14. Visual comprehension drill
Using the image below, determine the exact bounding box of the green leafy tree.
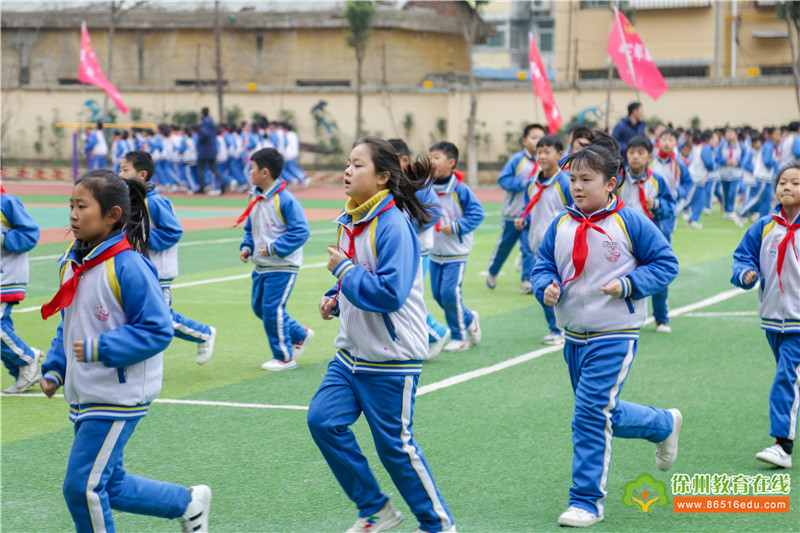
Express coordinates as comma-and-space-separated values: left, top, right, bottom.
343, 1, 375, 140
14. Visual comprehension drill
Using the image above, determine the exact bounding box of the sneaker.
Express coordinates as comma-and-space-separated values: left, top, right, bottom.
514, 253, 523, 273
655, 408, 683, 471
261, 358, 297, 371
14, 348, 42, 393
427, 330, 451, 360
414, 526, 457, 533
519, 280, 532, 294
467, 311, 481, 345
207, 189, 222, 196
681, 211, 690, 220
732, 214, 744, 228
346, 500, 403, 533
557, 506, 603, 527
655, 321, 672, 334
755, 444, 792, 468
293, 327, 315, 360
687, 221, 703, 229
541, 332, 565, 345
196, 327, 216, 365
485, 273, 497, 290
302, 177, 312, 188
703, 207, 713, 215
180, 484, 211, 533
3, 382, 23, 394
442, 339, 469, 352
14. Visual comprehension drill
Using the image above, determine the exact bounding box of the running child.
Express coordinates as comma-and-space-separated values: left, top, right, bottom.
236, 147, 313, 371
119, 150, 217, 364
1, 186, 42, 394
531, 133, 681, 527
731, 163, 800, 469
308, 136, 456, 533
687, 130, 718, 229
429, 141, 485, 352
39, 169, 211, 533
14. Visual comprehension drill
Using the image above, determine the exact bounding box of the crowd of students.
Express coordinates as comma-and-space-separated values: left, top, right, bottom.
1, 113, 799, 532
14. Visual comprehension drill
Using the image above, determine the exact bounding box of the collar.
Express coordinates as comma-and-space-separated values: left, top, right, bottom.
523, 148, 535, 160
774, 205, 800, 225
434, 173, 462, 195
334, 189, 393, 226
255, 179, 286, 201
537, 169, 562, 186
567, 195, 621, 219
61, 231, 126, 265
623, 166, 651, 184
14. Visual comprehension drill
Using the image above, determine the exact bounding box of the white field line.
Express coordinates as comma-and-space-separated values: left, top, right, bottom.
6, 288, 751, 408
682, 310, 758, 317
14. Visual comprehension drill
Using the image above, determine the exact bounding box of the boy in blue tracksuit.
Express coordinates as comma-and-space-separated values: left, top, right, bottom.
237, 148, 312, 371
84, 122, 109, 170
617, 135, 677, 333
513, 135, 571, 345
731, 163, 800, 469
429, 142, 485, 353
687, 130, 718, 228
119, 151, 217, 365
650, 128, 693, 215
532, 133, 681, 527
717, 127, 744, 220
1, 186, 42, 393
738, 133, 778, 220
487, 123, 545, 292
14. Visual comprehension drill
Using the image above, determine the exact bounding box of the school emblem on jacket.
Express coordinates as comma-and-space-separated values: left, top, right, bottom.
93, 303, 110, 322
603, 241, 621, 262
768, 236, 780, 256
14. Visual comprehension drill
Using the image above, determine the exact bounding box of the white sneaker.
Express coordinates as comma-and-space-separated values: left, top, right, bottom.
687, 221, 703, 229
514, 253, 523, 273
703, 207, 713, 215
467, 311, 481, 345
207, 189, 222, 196
485, 273, 497, 289
442, 339, 469, 352
346, 500, 403, 533
414, 526, 457, 533
755, 444, 792, 468
261, 358, 297, 371
196, 327, 216, 365
557, 506, 603, 527
519, 280, 532, 294
541, 332, 565, 345
180, 485, 211, 533
15, 348, 42, 392
681, 211, 690, 220
655, 321, 672, 334
732, 214, 744, 228
427, 330, 451, 360
655, 408, 683, 471
293, 327, 314, 360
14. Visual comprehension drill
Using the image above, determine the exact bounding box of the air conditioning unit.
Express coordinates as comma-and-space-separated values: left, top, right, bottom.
531, 0, 552, 12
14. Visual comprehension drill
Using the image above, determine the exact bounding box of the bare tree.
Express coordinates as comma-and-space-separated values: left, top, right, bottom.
460, 1, 487, 188
778, 1, 800, 115
343, 0, 375, 141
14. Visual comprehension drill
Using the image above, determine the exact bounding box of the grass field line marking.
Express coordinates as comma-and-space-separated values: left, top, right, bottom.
681, 310, 758, 317
1, 393, 308, 410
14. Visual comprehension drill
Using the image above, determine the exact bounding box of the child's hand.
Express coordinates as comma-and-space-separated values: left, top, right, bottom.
40, 379, 57, 398
327, 246, 346, 272
258, 245, 268, 257
601, 279, 623, 298
646, 197, 654, 210
319, 296, 336, 320
73, 340, 85, 362
239, 249, 250, 263
743, 270, 758, 285
514, 218, 526, 230
543, 280, 561, 307
440, 223, 453, 236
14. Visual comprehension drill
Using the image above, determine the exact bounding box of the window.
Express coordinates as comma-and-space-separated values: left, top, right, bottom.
175, 79, 228, 87
760, 65, 793, 75
580, 0, 610, 9
485, 20, 509, 48
537, 20, 555, 53
295, 80, 350, 87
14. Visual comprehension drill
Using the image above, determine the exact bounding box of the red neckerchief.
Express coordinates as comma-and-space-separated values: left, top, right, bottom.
520, 171, 556, 217
624, 167, 653, 220
41, 237, 132, 320
561, 198, 626, 287
232, 181, 286, 227
772, 208, 800, 294
657, 149, 679, 187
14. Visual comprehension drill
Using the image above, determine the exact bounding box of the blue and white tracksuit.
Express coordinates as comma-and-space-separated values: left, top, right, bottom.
411, 185, 449, 348
519, 170, 571, 334
617, 167, 677, 324
84, 130, 108, 169
532, 196, 679, 517
739, 142, 778, 218
731, 206, 800, 444
430, 174, 485, 341
649, 151, 693, 216
489, 149, 537, 279
687, 143, 717, 222
110, 138, 131, 174
282, 131, 307, 184
146, 187, 213, 346
240, 179, 310, 361
307, 190, 454, 532
41, 233, 190, 532
1, 192, 40, 379
717, 140, 744, 215
779, 132, 800, 170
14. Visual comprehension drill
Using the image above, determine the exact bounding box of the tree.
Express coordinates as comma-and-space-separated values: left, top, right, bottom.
460, 1, 487, 187
778, 1, 800, 114
343, 1, 375, 141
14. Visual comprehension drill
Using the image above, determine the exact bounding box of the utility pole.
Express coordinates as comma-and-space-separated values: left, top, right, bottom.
214, 0, 224, 124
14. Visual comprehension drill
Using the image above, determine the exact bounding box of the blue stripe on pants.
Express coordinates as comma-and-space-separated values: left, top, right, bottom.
251, 270, 306, 361
63, 419, 190, 532
1, 302, 36, 379
161, 287, 212, 343
307, 359, 454, 532
564, 339, 673, 516
430, 260, 473, 341
765, 332, 800, 441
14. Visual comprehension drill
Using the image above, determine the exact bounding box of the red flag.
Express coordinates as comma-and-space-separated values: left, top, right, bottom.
606, 10, 668, 101
529, 33, 562, 135
78, 21, 128, 114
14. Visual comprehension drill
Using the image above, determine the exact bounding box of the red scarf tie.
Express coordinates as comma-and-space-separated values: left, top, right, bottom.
771, 210, 800, 294
561, 200, 626, 287
625, 169, 653, 220
521, 181, 546, 217
41, 237, 132, 320
232, 181, 286, 227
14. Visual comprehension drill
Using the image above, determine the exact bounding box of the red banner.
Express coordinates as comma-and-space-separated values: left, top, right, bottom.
78, 21, 128, 114
607, 10, 668, 101
529, 33, 562, 134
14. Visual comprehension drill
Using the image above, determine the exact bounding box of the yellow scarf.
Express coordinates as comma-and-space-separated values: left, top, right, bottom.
345, 189, 390, 223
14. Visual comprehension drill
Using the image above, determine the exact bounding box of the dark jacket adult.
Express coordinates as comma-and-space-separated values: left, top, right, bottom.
197, 115, 218, 160
611, 116, 647, 155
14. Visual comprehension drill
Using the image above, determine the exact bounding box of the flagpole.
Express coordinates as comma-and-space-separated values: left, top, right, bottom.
613, 3, 641, 102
